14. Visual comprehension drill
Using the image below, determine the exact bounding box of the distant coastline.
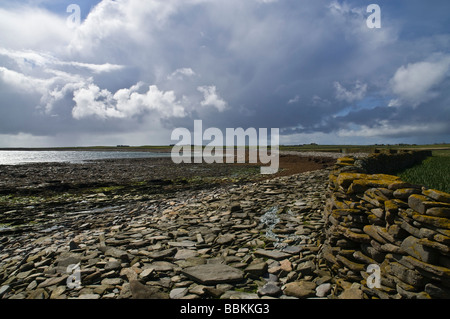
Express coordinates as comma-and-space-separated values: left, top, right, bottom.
0, 143, 448, 153
0, 146, 173, 153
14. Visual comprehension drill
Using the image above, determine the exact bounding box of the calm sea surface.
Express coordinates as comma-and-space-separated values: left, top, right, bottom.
0, 150, 172, 165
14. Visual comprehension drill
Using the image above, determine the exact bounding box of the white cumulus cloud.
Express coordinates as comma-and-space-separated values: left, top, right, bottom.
390, 54, 450, 107
72, 83, 186, 120
197, 85, 228, 112
0, 6, 73, 51
168, 68, 196, 80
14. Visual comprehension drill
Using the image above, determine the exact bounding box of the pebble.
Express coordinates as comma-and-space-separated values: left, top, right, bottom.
315, 283, 332, 297
170, 287, 189, 299
258, 282, 282, 297
0, 285, 11, 298
338, 287, 364, 299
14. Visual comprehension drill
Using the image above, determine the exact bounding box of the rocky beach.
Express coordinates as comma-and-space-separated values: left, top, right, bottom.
0, 151, 361, 300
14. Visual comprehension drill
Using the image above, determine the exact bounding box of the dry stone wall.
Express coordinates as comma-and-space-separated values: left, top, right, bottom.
321, 150, 450, 299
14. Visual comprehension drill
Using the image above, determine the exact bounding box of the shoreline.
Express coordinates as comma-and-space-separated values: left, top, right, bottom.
0, 152, 346, 237
0, 152, 340, 194
0, 147, 173, 152
0, 152, 362, 300
0, 168, 333, 300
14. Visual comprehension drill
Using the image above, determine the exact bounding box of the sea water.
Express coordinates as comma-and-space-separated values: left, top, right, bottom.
0, 150, 171, 165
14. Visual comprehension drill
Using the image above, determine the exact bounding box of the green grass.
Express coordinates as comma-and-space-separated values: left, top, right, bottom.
398, 151, 450, 193
89, 186, 125, 193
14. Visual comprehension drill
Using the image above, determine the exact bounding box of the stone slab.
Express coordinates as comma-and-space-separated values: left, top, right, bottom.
254, 249, 291, 261
181, 264, 244, 285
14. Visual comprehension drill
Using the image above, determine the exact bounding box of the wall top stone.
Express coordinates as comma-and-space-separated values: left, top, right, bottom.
322, 150, 450, 299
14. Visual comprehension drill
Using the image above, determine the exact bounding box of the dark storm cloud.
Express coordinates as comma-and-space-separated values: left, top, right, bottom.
0, 0, 449, 146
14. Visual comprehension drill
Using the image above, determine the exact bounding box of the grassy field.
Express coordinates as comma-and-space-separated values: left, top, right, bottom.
397, 150, 450, 193
280, 143, 450, 153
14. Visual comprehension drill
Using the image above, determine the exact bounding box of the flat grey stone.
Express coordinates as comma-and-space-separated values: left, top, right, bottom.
258, 282, 282, 297
174, 249, 199, 260
56, 253, 81, 267
147, 248, 177, 259
254, 249, 291, 261
168, 240, 197, 247
401, 236, 438, 263
37, 275, 68, 288
104, 247, 129, 260
215, 234, 235, 245
182, 263, 244, 285
220, 291, 259, 299
338, 287, 364, 299
78, 294, 100, 299
284, 280, 317, 298
315, 283, 332, 297
244, 262, 268, 278
104, 260, 122, 270
297, 260, 316, 276
0, 285, 11, 298
129, 280, 169, 299
170, 287, 189, 299
280, 245, 302, 255
101, 278, 123, 286
139, 268, 155, 280
145, 261, 176, 272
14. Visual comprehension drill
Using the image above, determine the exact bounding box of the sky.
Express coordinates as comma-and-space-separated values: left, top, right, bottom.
0, 0, 449, 147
